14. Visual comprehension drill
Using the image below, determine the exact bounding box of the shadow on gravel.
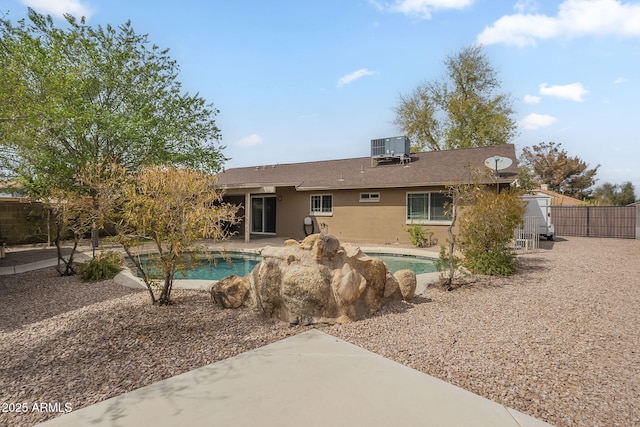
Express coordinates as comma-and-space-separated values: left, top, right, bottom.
412, 296, 433, 305
0, 268, 143, 332
427, 276, 510, 292
516, 255, 552, 274
537, 236, 569, 251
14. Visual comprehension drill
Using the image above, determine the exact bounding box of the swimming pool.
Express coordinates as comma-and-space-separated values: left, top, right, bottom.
128, 251, 437, 281
127, 253, 263, 281
368, 253, 438, 275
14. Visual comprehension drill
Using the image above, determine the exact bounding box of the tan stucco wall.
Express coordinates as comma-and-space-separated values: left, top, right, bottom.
223, 186, 455, 246
276, 187, 452, 246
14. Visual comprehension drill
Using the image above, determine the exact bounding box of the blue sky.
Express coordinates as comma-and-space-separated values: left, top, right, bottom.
5, 0, 640, 193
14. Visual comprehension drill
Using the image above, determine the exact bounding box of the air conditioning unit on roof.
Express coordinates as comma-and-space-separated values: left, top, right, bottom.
371, 136, 411, 164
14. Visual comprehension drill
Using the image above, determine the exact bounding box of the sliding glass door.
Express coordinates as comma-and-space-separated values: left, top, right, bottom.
251, 195, 276, 234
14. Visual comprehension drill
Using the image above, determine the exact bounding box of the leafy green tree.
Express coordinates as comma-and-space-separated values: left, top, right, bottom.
593, 181, 636, 206
1, 9, 228, 272
0, 9, 225, 197
520, 142, 599, 199
516, 164, 537, 193
394, 44, 517, 152
116, 166, 239, 306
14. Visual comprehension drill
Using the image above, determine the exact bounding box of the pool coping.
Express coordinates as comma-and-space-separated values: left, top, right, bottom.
114, 244, 443, 294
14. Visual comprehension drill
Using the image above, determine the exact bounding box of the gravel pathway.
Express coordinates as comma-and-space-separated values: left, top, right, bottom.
0, 237, 638, 427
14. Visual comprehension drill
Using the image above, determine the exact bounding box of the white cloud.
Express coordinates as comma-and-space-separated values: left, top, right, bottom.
337, 68, 375, 88
524, 94, 541, 104
539, 82, 589, 102
236, 134, 263, 147
21, 0, 93, 19
521, 113, 557, 130
477, 0, 640, 47
514, 0, 539, 14
370, 0, 474, 19
613, 76, 627, 84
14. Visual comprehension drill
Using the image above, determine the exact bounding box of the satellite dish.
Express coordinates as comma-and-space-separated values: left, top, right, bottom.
484, 156, 513, 175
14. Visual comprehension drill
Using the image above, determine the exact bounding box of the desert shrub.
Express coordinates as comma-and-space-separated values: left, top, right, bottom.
435, 245, 464, 282
458, 190, 525, 276
79, 250, 123, 281
460, 247, 517, 276
404, 224, 434, 247
116, 166, 240, 305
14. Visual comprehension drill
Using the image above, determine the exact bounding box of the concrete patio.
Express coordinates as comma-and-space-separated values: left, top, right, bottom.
36, 329, 554, 427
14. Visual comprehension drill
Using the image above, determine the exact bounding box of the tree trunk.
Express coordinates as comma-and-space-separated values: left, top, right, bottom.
445, 204, 458, 291
157, 277, 173, 306
121, 244, 157, 305
54, 218, 78, 276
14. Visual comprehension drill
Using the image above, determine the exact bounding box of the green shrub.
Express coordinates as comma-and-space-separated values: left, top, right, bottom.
79, 250, 123, 281
461, 248, 517, 276
458, 190, 525, 276
404, 224, 434, 247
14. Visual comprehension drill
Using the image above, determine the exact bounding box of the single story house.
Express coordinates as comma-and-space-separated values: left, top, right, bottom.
216, 143, 519, 245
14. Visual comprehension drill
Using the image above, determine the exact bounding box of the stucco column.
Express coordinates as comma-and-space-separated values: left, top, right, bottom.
244, 192, 251, 243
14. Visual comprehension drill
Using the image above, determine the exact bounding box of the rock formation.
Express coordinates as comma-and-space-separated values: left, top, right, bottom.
211, 233, 417, 325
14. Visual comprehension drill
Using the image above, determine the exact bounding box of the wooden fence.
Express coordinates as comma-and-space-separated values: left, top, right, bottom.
551, 206, 637, 239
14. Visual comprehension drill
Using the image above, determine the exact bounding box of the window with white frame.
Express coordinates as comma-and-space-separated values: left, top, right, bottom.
359, 192, 380, 202
406, 192, 453, 223
310, 194, 333, 215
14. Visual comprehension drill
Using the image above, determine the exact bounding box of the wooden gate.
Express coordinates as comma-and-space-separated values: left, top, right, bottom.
551, 206, 636, 239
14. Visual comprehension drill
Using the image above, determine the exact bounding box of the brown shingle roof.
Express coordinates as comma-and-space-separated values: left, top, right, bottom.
216, 144, 518, 191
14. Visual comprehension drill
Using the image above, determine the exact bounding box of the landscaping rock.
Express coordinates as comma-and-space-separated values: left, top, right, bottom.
210, 274, 250, 309
394, 269, 417, 301
245, 233, 403, 325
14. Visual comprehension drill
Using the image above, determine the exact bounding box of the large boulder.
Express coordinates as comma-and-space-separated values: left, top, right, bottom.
393, 269, 417, 301
210, 274, 250, 309
242, 234, 405, 325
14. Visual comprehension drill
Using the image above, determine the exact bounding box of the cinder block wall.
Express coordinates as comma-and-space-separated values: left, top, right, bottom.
0, 200, 50, 245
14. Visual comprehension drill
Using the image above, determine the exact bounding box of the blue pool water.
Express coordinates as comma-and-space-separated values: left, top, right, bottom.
128, 253, 262, 281
369, 253, 438, 275
129, 252, 437, 281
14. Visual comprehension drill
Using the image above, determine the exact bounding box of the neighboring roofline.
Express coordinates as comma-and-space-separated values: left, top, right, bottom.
531, 188, 586, 204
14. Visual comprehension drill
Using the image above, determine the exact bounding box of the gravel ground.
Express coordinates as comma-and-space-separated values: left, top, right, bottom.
0, 236, 639, 427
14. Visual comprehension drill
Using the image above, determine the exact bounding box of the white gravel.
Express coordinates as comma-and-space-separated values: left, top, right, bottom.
1, 236, 639, 427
